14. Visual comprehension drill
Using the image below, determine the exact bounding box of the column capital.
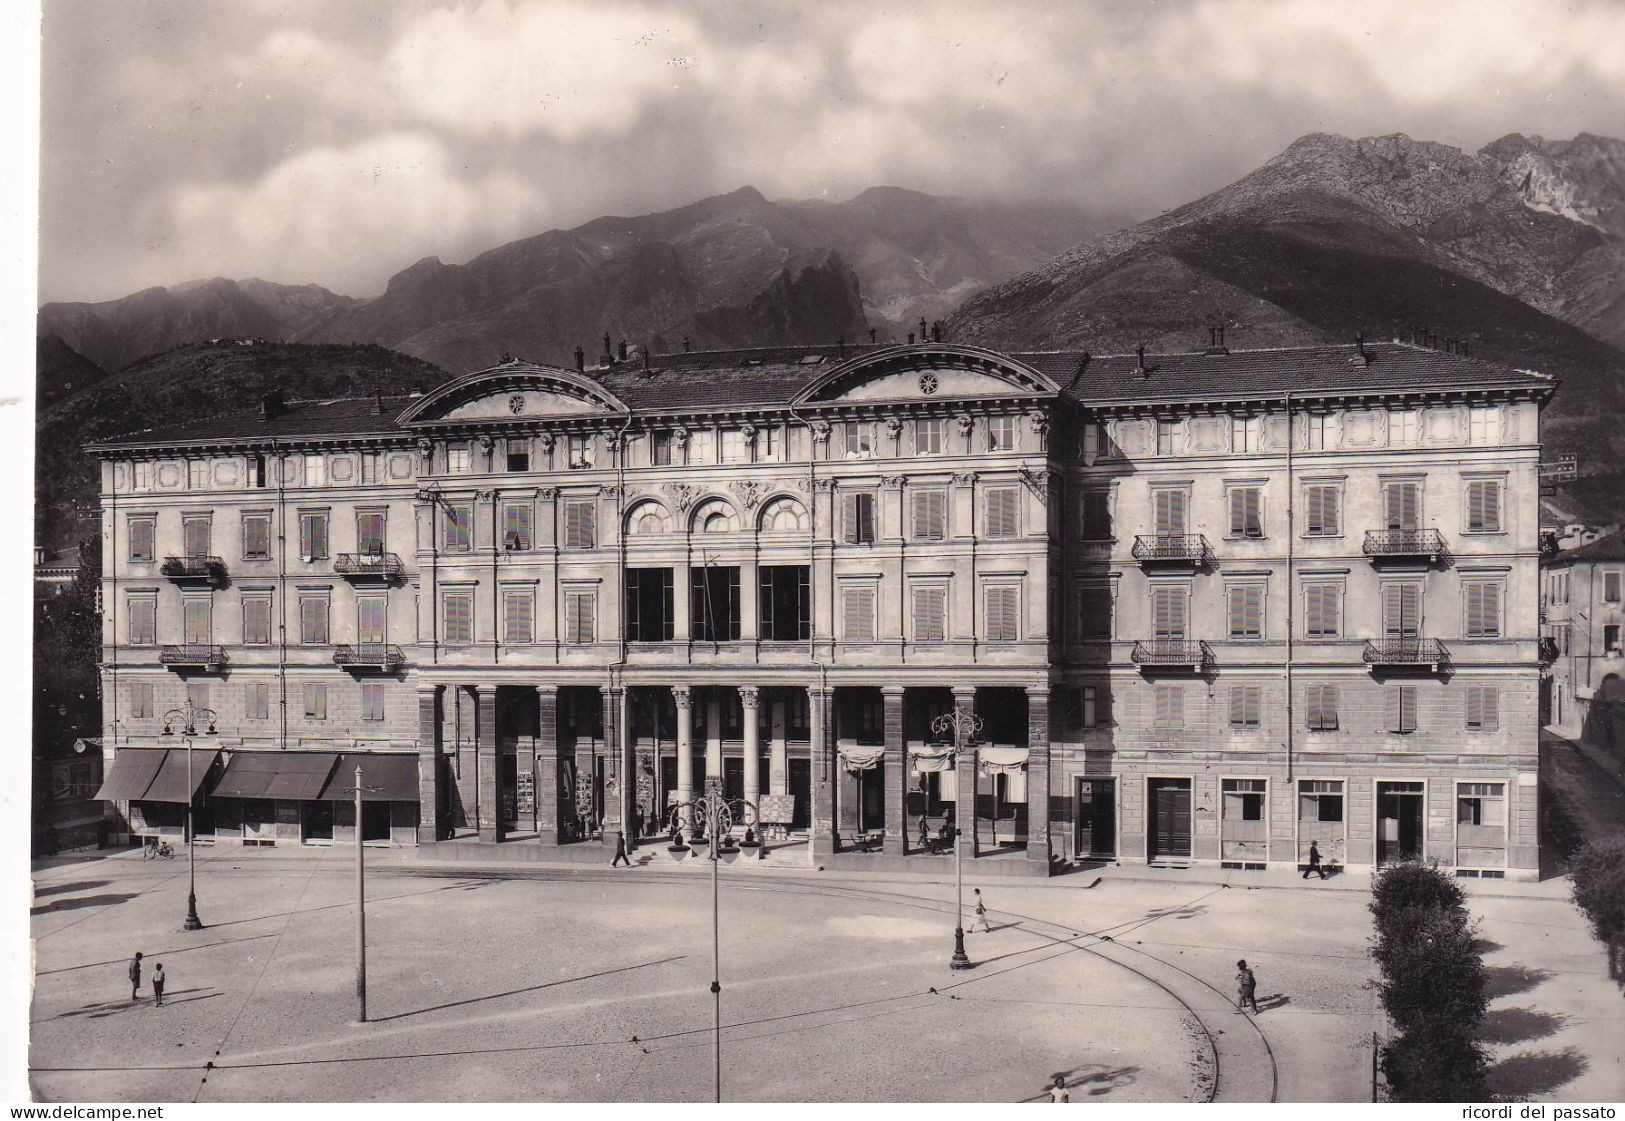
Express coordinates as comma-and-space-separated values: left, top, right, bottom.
416, 684, 440, 697
738, 685, 760, 708
603, 684, 624, 699
475, 683, 498, 697
535, 684, 558, 697
880, 685, 907, 698
672, 685, 692, 708
1025, 684, 1051, 699
951, 686, 978, 700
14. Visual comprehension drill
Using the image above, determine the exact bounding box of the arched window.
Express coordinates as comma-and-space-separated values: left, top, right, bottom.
625, 500, 670, 536
759, 496, 808, 532
690, 499, 739, 535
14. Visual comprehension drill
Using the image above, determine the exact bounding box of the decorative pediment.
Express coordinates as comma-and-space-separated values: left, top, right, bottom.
793, 344, 1060, 406
397, 361, 629, 426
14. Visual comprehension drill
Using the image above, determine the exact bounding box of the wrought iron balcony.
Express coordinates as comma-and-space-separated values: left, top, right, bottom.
160, 555, 226, 584
159, 644, 227, 670
1363, 529, 1447, 563
1131, 640, 1212, 671
1363, 638, 1449, 671
1131, 534, 1210, 567
333, 644, 406, 671
1538, 637, 1560, 665
334, 552, 404, 581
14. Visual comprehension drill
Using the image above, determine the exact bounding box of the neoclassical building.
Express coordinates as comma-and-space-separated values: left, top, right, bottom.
90, 336, 1552, 877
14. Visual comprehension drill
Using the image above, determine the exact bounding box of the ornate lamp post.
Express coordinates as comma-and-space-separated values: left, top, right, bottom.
160, 699, 216, 931
666, 776, 758, 1102
930, 707, 983, 970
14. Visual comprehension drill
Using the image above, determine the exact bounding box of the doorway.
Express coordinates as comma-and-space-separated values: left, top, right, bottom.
1076, 778, 1116, 860
362, 800, 391, 843
1376, 781, 1425, 865
499, 754, 519, 831
1148, 778, 1192, 861
789, 758, 811, 829
301, 801, 334, 844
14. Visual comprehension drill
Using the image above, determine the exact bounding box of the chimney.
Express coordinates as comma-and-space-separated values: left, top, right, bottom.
919, 316, 928, 341
574, 345, 585, 372
375, 389, 385, 415
618, 338, 628, 363
1350, 331, 1371, 368
601, 333, 613, 366
641, 349, 650, 372
1131, 344, 1148, 379
1204, 325, 1228, 356
837, 337, 846, 358
908, 332, 916, 345
868, 328, 877, 345
931, 321, 942, 343
261, 388, 286, 419
682, 336, 691, 353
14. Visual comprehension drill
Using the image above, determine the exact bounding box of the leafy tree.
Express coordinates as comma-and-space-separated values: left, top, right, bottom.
1569, 837, 1625, 983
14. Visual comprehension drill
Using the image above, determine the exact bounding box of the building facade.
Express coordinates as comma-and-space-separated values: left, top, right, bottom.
90, 338, 1552, 877
1541, 531, 1625, 746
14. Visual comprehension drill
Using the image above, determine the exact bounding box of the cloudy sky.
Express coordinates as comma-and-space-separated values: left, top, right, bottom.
37, 0, 1625, 304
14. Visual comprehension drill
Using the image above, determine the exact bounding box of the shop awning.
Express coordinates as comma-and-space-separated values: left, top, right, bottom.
837, 742, 885, 772
212, 752, 339, 800
321, 753, 420, 802
93, 748, 167, 802
141, 748, 221, 803
978, 746, 1031, 775
908, 743, 957, 773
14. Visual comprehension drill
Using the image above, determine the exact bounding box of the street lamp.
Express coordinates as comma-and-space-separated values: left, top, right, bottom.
666, 776, 757, 1102
160, 700, 216, 932
930, 707, 983, 971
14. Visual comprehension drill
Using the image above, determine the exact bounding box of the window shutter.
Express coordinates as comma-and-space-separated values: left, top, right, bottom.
1386, 483, 1419, 532
1466, 582, 1501, 638
986, 586, 1018, 642
1229, 585, 1262, 638
359, 597, 386, 644
1306, 485, 1340, 535
565, 593, 581, 643
1152, 586, 1186, 639
1305, 584, 1339, 638
844, 587, 876, 641
183, 518, 210, 557
913, 586, 946, 642
357, 512, 385, 555
129, 598, 156, 644
244, 516, 270, 559
1154, 685, 1182, 727
444, 593, 472, 644
986, 488, 1017, 538
307, 514, 328, 559
914, 490, 947, 540
1154, 489, 1186, 535
243, 598, 270, 644
1467, 686, 1500, 730
1229, 686, 1257, 727
183, 599, 211, 645
1387, 685, 1417, 733
129, 519, 154, 561
841, 493, 857, 543
1383, 585, 1420, 638
565, 500, 596, 549
1467, 480, 1501, 532
1230, 488, 1261, 537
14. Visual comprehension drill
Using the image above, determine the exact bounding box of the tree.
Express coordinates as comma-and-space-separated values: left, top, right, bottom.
1569, 837, 1625, 983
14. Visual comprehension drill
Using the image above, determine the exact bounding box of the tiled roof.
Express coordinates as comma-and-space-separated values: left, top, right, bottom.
1547, 531, 1625, 566
88, 341, 1551, 451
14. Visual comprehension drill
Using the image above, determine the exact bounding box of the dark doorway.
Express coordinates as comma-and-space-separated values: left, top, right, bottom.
1377, 781, 1425, 864
859, 767, 883, 832
499, 754, 519, 830
724, 757, 744, 804
362, 800, 391, 842
301, 801, 334, 843
789, 758, 811, 829
1148, 778, 1192, 860
1077, 778, 1116, 859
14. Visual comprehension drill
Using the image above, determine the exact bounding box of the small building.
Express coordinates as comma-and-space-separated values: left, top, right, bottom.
1541, 531, 1625, 748
34, 546, 81, 596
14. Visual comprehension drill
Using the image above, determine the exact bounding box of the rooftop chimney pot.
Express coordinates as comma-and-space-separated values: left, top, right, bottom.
574, 346, 585, 372
908, 332, 916, 345
868, 328, 877, 345
931, 321, 942, 343
919, 316, 928, 341
618, 339, 628, 362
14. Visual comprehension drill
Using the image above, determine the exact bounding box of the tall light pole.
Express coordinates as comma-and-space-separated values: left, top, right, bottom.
930, 707, 982, 971
355, 764, 367, 1024
160, 700, 216, 932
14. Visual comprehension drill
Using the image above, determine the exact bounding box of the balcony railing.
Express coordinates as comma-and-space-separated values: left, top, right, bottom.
1131, 534, 1210, 566
1131, 640, 1212, 671
159, 644, 227, 670
334, 552, 404, 580
1538, 637, 1560, 665
333, 644, 406, 671
160, 555, 225, 584
1363, 529, 1447, 563
1363, 638, 1449, 670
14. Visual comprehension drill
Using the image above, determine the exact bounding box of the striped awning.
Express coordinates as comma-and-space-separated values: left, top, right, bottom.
320, 753, 419, 801
93, 748, 167, 802
141, 749, 221, 803
212, 752, 339, 800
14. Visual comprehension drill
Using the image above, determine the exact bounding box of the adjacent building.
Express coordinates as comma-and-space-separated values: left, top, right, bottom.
89, 336, 1552, 877
1541, 531, 1625, 748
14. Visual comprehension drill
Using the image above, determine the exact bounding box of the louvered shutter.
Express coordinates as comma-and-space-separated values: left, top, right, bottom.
1229, 585, 1262, 638
1228, 686, 1253, 727
841, 493, 857, 543
986, 586, 1018, 643
357, 512, 386, 555
300, 596, 327, 644
1385, 483, 1419, 532
843, 587, 876, 641
1467, 480, 1501, 532
1466, 582, 1501, 638
313, 685, 328, 721
914, 490, 946, 540
129, 519, 154, 561
1306, 485, 1340, 535
986, 488, 1017, 539
1154, 489, 1187, 535
183, 599, 211, 645
1383, 584, 1420, 638
914, 586, 946, 642
183, 518, 210, 557
129, 599, 156, 644
1152, 586, 1186, 640
1305, 584, 1339, 638
565, 500, 596, 549
444, 593, 472, 644
358, 597, 386, 644
1386, 686, 1417, 733
243, 597, 270, 644
1230, 488, 1261, 537
243, 515, 270, 559
1475, 686, 1498, 731
1154, 685, 1182, 727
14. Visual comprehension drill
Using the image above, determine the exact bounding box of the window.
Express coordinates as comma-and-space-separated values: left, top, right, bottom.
129, 516, 155, 562
984, 487, 1018, 539
1306, 684, 1339, 731
1151, 585, 1187, 640
912, 489, 947, 541
299, 594, 329, 645
130, 682, 153, 718
245, 682, 269, 721
1229, 685, 1262, 728
1153, 684, 1183, 727
1469, 408, 1497, 446
1307, 413, 1330, 451
984, 584, 1019, 643
1605, 624, 1621, 655
303, 455, 326, 487
360, 452, 378, 485
361, 683, 385, 722
1386, 685, 1418, 734
912, 585, 947, 642
1383, 583, 1421, 639
1465, 479, 1503, 533
1156, 419, 1177, 456
1466, 685, 1500, 731
843, 422, 871, 458
1079, 685, 1100, 728
1152, 487, 1187, 535
440, 504, 471, 553
1604, 572, 1622, 604
1081, 422, 1118, 462
1388, 409, 1418, 446
447, 447, 470, 474
299, 511, 330, 560
1078, 584, 1112, 640
128, 597, 156, 645
186, 683, 210, 712
241, 513, 271, 560
842, 492, 876, 545
690, 567, 741, 642
1464, 581, 1503, 638
916, 418, 944, 455
759, 566, 812, 641
442, 591, 474, 644
842, 585, 877, 641
988, 416, 1016, 451
357, 596, 386, 645
505, 439, 529, 472
1228, 486, 1263, 538
1383, 481, 1420, 532
242, 596, 272, 645
1224, 778, 1266, 821
1081, 491, 1111, 539
1301, 780, 1344, 825
182, 516, 211, 557
303, 683, 327, 720
1304, 583, 1341, 638
356, 511, 386, 557
1231, 416, 1262, 453
563, 499, 597, 549
502, 503, 532, 551
688, 429, 714, 464
650, 431, 672, 466
188, 459, 208, 490
1458, 782, 1505, 825
180, 598, 211, 645
1227, 584, 1264, 639
720, 429, 749, 464
132, 461, 151, 492
625, 568, 675, 642
758, 425, 782, 462
1303, 484, 1341, 536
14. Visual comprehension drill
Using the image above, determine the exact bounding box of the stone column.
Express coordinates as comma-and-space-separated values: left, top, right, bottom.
536, 685, 560, 843
769, 693, 788, 796
740, 686, 761, 833
675, 686, 694, 832
1026, 686, 1052, 869
476, 684, 500, 843
602, 685, 626, 848
883, 686, 907, 855
415, 685, 441, 843
954, 687, 978, 859
705, 690, 723, 778
809, 686, 834, 862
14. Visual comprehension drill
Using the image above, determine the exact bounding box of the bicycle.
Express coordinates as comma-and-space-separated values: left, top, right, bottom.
143, 839, 175, 860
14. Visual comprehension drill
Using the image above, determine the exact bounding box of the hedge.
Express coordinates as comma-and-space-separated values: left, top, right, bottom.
1568, 837, 1625, 982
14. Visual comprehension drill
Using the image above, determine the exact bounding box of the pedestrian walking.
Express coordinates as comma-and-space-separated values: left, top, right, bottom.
127, 952, 142, 1001
973, 888, 992, 933
1235, 959, 1259, 1014
917, 816, 929, 848
151, 964, 165, 1007
1304, 840, 1329, 881
1048, 1075, 1070, 1103
611, 832, 631, 867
